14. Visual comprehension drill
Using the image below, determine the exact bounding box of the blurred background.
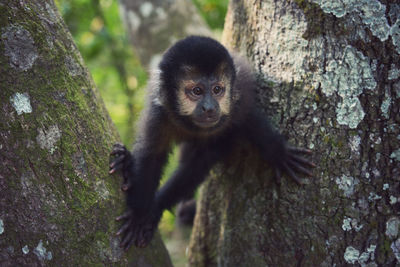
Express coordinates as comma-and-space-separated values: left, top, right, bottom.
54, 0, 229, 265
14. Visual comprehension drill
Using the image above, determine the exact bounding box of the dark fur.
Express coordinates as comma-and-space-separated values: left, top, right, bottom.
110, 36, 313, 249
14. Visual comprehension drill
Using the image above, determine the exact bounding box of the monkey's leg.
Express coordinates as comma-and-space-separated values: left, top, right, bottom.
243, 110, 315, 184
176, 198, 196, 226
124, 142, 225, 248
157, 141, 228, 210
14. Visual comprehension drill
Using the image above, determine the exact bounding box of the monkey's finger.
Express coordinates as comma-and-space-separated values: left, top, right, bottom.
120, 230, 134, 249
136, 234, 144, 248
121, 182, 132, 191
289, 154, 316, 168
116, 210, 133, 221
288, 146, 312, 155
125, 235, 136, 250
109, 164, 123, 174
137, 237, 149, 248
288, 159, 313, 177
122, 168, 134, 185
116, 221, 132, 236
143, 228, 154, 245
137, 231, 150, 248
121, 170, 132, 188
275, 168, 282, 184
283, 163, 303, 185
110, 155, 126, 168
109, 166, 120, 174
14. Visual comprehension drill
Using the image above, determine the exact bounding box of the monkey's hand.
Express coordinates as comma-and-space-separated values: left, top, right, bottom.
109, 143, 134, 191
274, 146, 315, 185
116, 207, 162, 250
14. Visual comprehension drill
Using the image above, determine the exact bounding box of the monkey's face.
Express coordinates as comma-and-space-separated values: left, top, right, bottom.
176, 65, 232, 129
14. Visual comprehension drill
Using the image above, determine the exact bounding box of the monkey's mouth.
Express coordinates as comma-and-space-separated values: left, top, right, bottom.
193, 116, 220, 128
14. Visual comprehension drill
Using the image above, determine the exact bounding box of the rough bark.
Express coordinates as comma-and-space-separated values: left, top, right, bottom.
118, 0, 212, 69
189, 0, 400, 266
0, 1, 172, 266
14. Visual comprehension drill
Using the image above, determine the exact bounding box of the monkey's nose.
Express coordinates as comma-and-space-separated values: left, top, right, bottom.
202, 106, 214, 113
201, 105, 216, 115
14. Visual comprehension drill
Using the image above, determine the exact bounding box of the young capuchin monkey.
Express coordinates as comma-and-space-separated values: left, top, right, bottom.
109, 36, 315, 249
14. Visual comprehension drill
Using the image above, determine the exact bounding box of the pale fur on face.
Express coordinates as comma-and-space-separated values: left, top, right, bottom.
176, 63, 232, 117
218, 74, 231, 115
177, 79, 198, 116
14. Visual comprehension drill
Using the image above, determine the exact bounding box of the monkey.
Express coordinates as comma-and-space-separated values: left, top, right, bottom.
109, 36, 315, 250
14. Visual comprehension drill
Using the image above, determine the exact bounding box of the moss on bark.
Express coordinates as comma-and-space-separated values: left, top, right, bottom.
0, 1, 172, 265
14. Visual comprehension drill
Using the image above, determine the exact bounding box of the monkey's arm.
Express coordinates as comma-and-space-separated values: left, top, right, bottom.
156, 142, 224, 210
109, 105, 171, 247
243, 109, 315, 184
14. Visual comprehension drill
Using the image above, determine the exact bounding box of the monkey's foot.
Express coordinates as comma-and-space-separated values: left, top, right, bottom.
177, 199, 196, 226
116, 208, 161, 250
275, 146, 315, 185
109, 143, 133, 191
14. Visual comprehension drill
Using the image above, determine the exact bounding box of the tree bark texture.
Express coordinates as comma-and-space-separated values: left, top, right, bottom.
119, 0, 212, 69
189, 0, 400, 266
0, 1, 172, 266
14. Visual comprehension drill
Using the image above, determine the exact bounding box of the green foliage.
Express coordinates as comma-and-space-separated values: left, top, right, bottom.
159, 147, 180, 234
192, 0, 229, 29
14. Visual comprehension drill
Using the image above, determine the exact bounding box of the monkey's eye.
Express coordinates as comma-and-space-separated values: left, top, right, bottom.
192, 87, 203, 96
213, 86, 224, 95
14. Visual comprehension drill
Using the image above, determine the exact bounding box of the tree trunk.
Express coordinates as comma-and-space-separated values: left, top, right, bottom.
189, 0, 400, 266
119, 0, 211, 68
0, 1, 172, 266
